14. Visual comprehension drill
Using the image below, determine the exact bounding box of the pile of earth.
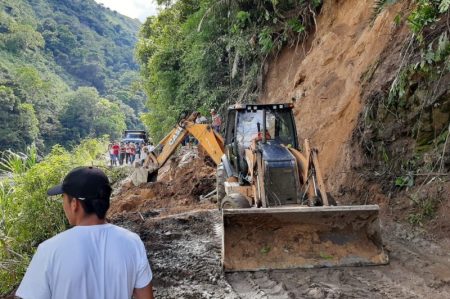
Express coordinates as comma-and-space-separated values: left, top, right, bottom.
107, 147, 217, 220
108, 147, 238, 298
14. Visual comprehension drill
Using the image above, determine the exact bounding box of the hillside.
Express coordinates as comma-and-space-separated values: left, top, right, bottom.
0, 0, 146, 151
2, 0, 450, 298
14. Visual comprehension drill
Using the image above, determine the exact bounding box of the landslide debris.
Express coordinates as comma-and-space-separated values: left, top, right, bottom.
108, 148, 239, 298
108, 147, 216, 219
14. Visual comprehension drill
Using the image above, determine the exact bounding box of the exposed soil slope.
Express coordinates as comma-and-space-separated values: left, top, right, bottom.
260, 0, 449, 249
260, 0, 409, 192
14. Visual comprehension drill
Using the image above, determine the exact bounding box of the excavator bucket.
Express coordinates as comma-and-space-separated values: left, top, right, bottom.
222, 205, 388, 271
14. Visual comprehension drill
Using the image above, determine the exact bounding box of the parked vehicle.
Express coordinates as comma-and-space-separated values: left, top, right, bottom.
121, 130, 148, 144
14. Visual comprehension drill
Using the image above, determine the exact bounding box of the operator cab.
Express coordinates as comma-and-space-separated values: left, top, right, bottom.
225, 104, 298, 148
224, 104, 299, 178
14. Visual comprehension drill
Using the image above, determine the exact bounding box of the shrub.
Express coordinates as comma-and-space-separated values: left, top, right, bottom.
0, 138, 108, 295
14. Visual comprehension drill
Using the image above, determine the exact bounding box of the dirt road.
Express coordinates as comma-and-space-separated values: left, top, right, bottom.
111, 209, 450, 299
108, 149, 450, 298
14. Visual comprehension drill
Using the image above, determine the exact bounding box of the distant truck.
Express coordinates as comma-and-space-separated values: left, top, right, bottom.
121, 130, 148, 144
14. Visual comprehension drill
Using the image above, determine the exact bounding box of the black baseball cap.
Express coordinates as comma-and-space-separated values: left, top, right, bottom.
47, 166, 111, 200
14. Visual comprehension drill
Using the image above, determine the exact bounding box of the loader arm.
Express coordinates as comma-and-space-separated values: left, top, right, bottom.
149, 112, 225, 173
186, 125, 224, 164
287, 139, 329, 205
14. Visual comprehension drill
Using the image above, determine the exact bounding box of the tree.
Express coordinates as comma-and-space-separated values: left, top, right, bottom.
3, 23, 45, 53
18, 103, 39, 145
93, 98, 126, 140
0, 86, 39, 150
60, 87, 100, 144
60, 87, 126, 146
136, 0, 321, 139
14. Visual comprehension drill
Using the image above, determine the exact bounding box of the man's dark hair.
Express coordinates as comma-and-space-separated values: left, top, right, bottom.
68, 184, 112, 219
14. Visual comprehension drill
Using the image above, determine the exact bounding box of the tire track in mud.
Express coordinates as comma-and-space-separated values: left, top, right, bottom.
227, 272, 294, 299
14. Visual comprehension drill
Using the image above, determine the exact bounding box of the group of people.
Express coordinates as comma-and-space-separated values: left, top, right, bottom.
108, 142, 155, 167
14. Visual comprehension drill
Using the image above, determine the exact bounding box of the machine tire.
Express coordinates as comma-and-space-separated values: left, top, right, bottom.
221, 193, 251, 209
216, 164, 226, 207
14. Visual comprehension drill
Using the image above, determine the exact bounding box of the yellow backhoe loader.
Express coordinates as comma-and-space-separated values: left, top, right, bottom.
140, 104, 388, 271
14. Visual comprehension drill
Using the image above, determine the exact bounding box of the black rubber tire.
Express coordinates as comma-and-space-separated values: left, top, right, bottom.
216, 164, 226, 206
221, 193, 251, 210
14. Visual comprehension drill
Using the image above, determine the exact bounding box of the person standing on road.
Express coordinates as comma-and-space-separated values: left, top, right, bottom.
147, 142, 155, 153
210, 109, 222, 133
15, 166, 154, 299
112, 142, 120, 166
119, 142, 126, 165
140, 146, 149, 166
136, 142, 142, 160
125, 143, 132, 165
108, 143, 114, 166
130, 143, 137, 164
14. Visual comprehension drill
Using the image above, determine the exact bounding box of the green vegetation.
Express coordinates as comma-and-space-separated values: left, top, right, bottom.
0, 0, 146, 153
361, 0, 450, 226
60, 87, 126, 147
407, 197, 440, 226
137, 0, 322, 140
405, 0, 450, 39
0, 1, 147, 293
0, 139, 109, 294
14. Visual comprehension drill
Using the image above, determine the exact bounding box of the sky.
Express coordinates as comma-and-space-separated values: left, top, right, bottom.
94, 0, 159, 22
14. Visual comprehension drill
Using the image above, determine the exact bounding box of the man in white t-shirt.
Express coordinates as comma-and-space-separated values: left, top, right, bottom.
16, 166, 154, 299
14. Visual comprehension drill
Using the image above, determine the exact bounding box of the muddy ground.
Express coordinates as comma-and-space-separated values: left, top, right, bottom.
111, 209, 450, 299
109, 149, 450, 298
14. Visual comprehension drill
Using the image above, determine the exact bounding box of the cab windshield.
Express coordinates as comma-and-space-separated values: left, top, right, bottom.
236, 109, 296, 149
126, 133, 144, 139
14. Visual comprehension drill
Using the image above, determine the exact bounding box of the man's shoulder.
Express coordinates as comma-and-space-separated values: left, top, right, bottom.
37, 227, 78, 253
40, 224, 141, 250
108, 224, 141, 240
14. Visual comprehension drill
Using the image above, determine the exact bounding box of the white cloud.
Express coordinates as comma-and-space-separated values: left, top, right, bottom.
95, 0, 159, 22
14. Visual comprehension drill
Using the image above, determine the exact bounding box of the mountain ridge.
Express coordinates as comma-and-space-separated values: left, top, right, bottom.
0, 0, 146, 151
